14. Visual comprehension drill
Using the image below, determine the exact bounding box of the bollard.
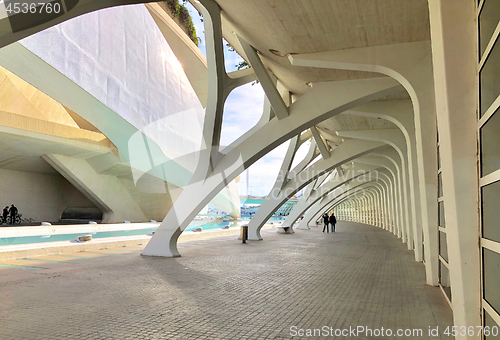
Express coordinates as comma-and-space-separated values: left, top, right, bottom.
240, 225, 248, 243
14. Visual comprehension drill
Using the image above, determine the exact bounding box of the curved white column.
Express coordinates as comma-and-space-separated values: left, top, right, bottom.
142, 2, 401, 257
317, 184, 384, 226
332, 186, 382, 226
355, 156, 406, 241
429, 0, 480, 331
374, 175, 395, 234
338, 125, 419, 241
347, 100, 424, 242
371, 187, 385, 228
304, 179, 382, 228
247, 139, 386, 240
284, 163, 380, 230
289, 42, 438, 285
338, 129, 420, 257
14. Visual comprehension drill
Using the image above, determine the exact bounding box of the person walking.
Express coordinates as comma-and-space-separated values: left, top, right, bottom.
322, 213, 329, 233
9, 204, 18, 225
329, 212, 337, 232
2, 206, 8, 224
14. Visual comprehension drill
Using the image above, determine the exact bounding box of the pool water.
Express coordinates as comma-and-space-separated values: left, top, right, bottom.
0, 219, 242, 246
0, 227, 158, 246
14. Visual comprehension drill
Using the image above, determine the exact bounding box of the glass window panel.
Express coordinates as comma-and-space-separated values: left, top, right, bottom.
439, 201, 446, 228
482, 181, 500, 242
480, 0, 500, 58
438, 172, 443, 198
439, 260, 452, 302
481, 109, 500, 177
480, 40, 500, 117
484, 248, 500, 315
439, 231, 448, 262
484, 309, 500, 339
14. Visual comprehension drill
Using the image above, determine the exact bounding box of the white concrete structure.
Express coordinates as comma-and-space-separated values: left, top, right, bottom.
0, 0, 498, 338
0, 3, 241, 223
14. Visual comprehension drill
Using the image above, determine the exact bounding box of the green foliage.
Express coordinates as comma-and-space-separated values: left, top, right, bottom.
236, 60, 249, 70
227, 43, 259, 84
160, 0, 200, 46
236, 60, 259, 85
226, 43, 235, 52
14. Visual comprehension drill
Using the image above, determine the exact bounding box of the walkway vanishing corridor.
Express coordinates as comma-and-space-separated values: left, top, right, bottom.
0, 222, 452, 339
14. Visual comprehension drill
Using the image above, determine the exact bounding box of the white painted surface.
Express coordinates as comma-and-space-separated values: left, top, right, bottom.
19, 5, 205, 168
0, 4, 240, 218
0, 222, 161, 238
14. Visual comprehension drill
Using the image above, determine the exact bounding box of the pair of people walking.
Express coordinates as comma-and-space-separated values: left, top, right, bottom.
322, 212, 336, 233
3, 204, 18, 225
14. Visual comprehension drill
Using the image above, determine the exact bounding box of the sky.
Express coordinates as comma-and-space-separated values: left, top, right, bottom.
185, 3, 308, 197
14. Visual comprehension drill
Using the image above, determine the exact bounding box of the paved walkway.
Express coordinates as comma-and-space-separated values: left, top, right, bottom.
0, 222, 452, 339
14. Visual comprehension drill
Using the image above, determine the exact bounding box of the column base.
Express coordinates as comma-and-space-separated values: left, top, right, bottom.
141, 228, 182, 257
277, 226, 295, 234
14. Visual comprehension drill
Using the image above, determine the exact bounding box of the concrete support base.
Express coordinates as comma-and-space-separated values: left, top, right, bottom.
277, 226, 295, 234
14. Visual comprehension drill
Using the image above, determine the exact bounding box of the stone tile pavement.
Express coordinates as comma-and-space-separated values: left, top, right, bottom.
0, 222, 452, 339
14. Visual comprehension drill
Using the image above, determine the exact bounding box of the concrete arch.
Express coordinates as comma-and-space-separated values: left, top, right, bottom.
297, 165, 396, 231
314, 182, 384, 225
363, 173, 393, 232
334, 182, 383, 227
366, 151, 416, 250
142, 80, 399, 256
304, 179, 385, 229
338, 129, 415, 234
373, 188, 385, 226
320, 179, 390, 231
376, 171, 399, 235
246, 139, 387, 240
362, 187, 381, 227
289, 42, 438, 285
283, 163, 381, 230
308, 180, 388, 227
298, 166, 387, 230
355, 154, 406, 241
142, 0, 402, 257
323, 184, 386, 226
355, 158, 401, 235
251, 108, 417, 239
339, 188, 381, 224
364, 193, 374, 225
345, 100, 423, 237
338, 129, 417, 253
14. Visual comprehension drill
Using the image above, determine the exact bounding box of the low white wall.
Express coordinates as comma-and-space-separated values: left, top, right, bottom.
0, 224, 279, 261
0, 222, 160, 238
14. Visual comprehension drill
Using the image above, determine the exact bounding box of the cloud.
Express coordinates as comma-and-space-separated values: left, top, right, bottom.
220, 83, 264, 146
241, 141, 289, 196
221, 82, 288, 197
